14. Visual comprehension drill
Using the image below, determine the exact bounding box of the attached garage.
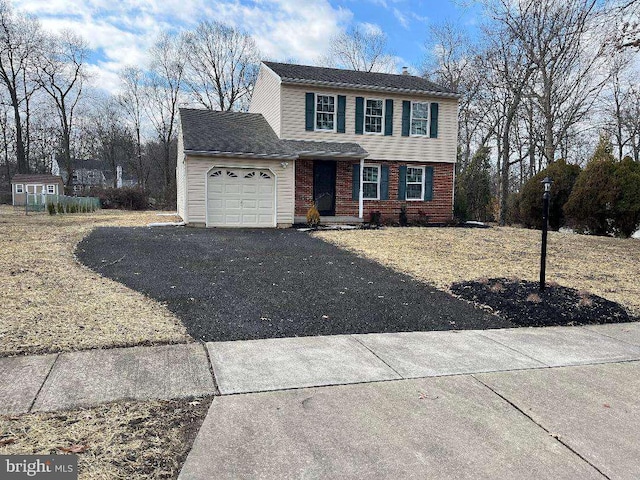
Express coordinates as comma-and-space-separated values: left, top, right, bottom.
207, 167, 276, 227
176, 108, 366, 228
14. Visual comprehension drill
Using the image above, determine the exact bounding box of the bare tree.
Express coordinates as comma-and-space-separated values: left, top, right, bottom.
183, 21, 260, 111
320, 25, 396, 73
494, 0, 609, 163
144, 32, 184, 204
620, 84, 640, 160
118, 66, 146, 188
37, 31, 88, 193
610, 0, 640, 50
0, 1, 41, 174
482, 34, 535, 225
89, 97, 135, 187
422, 22, 492, 168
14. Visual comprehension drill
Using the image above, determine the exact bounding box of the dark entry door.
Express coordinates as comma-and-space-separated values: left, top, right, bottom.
313, 161, 336, 216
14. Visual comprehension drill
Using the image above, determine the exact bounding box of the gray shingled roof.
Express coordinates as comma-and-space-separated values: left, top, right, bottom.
179, 108, 367, 158
263, 61, 457, 96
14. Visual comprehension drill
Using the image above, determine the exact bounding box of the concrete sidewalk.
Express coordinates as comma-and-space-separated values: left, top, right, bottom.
180, 361, 640, 479
2, 323, 640, 415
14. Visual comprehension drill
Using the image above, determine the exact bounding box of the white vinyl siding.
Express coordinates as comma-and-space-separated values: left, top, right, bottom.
249, 64, 282, 136
279, 85, 458, 163
176, 127, 187, 221
185, 156, 295, 227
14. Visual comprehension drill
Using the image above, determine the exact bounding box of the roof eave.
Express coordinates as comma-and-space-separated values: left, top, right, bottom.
296, 151, 368, 159
280, 78, 461, 99
184, 149, 298, 160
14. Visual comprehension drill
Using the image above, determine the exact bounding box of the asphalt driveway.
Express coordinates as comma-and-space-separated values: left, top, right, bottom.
76, 228, 512, 341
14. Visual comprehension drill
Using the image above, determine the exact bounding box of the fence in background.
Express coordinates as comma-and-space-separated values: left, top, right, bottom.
25, 193, 101, 213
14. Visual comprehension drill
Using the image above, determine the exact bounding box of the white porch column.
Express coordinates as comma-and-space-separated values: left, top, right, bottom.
358, 158, 364, 219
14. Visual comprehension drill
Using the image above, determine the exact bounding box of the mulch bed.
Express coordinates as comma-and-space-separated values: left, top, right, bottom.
451, 278, 634, 327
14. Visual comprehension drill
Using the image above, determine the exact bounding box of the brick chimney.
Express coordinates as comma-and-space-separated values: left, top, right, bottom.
402, 66, 409, 75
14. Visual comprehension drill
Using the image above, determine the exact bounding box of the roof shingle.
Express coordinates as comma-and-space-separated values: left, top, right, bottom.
263, 61, 457, 96
179, 108, 367, 159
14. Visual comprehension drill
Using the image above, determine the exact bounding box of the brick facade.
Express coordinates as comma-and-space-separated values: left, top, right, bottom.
295, 159, 454, 224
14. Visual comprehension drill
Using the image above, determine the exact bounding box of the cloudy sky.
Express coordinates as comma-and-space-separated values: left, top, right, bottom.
13, 0, 482, 93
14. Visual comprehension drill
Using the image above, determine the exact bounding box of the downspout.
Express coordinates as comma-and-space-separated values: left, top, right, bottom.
358, 158, 364, 219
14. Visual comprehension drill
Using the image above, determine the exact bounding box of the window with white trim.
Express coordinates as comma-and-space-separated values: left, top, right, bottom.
15, 184, 24, 193
365, 99, 384, 134
47, 185, 56, 194
315, 94, 335, 131
406, 166, 425, 200
411, 102, 429, 136
362, 165, 380, 200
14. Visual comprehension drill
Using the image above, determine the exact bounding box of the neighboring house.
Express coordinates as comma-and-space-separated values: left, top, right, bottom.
11, 174, 64, 206
176, 61, 459, 228
59, 159, 136, 193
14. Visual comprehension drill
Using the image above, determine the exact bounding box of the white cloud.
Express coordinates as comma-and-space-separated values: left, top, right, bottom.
358, 22, 384, 36
393, 8, 409, 29
13, 0, 352, 93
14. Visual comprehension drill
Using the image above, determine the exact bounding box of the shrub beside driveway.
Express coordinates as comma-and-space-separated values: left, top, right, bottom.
316, 226, 640, 317
0, 206, 190, 357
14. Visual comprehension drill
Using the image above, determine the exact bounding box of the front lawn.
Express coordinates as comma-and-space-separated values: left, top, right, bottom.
0, 206, 190, 357
0, 397, 211, 479
316, 226, 640, 317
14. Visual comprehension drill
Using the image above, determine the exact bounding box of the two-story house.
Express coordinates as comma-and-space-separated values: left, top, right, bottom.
176, 61, 459, 227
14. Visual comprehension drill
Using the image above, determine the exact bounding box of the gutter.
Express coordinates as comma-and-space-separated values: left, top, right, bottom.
185, 150, 368, 161
280, 78, 461, 99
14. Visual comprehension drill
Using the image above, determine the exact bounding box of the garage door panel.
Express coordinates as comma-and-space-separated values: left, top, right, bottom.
208, 167, 275, 227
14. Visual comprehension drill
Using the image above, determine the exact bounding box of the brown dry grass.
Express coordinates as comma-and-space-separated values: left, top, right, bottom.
0, 206, 191, 357
0, 397, 211, 479
316, 226, 640, 316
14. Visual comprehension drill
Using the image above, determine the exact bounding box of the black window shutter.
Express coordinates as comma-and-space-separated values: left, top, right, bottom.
384, 99, 393, 136
337, 95, 346, 133
398, 165, 407, 200
401, 101, 411, 137
424, 166, 434, 201
305, 93, 315, 131
355, 97, 364, 135
430, 103, 439, 138
352, 164, 360, 200
380, 165, 389, 200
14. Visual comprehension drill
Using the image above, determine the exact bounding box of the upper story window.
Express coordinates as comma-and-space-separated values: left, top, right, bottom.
362, 165, 380, 200
15, 184, 23, 193
406, 166, 425, 200
411, 102, 429, 136
365, 99, 384, 134
315, 94, 335, 131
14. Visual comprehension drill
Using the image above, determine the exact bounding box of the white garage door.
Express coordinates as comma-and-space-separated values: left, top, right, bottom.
207, 168, 275, 227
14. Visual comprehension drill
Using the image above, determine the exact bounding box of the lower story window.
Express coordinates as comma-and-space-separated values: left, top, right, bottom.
362, 165, 380, 200
15, 184, 23, 193
47, 185, 56, 194
406, 166, 424, 200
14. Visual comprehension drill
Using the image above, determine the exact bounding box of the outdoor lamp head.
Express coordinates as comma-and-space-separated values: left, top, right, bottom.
541, 176, 552, 192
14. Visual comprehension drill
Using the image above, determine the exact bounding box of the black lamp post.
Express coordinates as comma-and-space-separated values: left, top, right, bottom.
540, 176, 553, 291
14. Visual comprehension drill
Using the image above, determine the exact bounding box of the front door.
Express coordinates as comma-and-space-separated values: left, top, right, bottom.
313, 161, 336, 216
